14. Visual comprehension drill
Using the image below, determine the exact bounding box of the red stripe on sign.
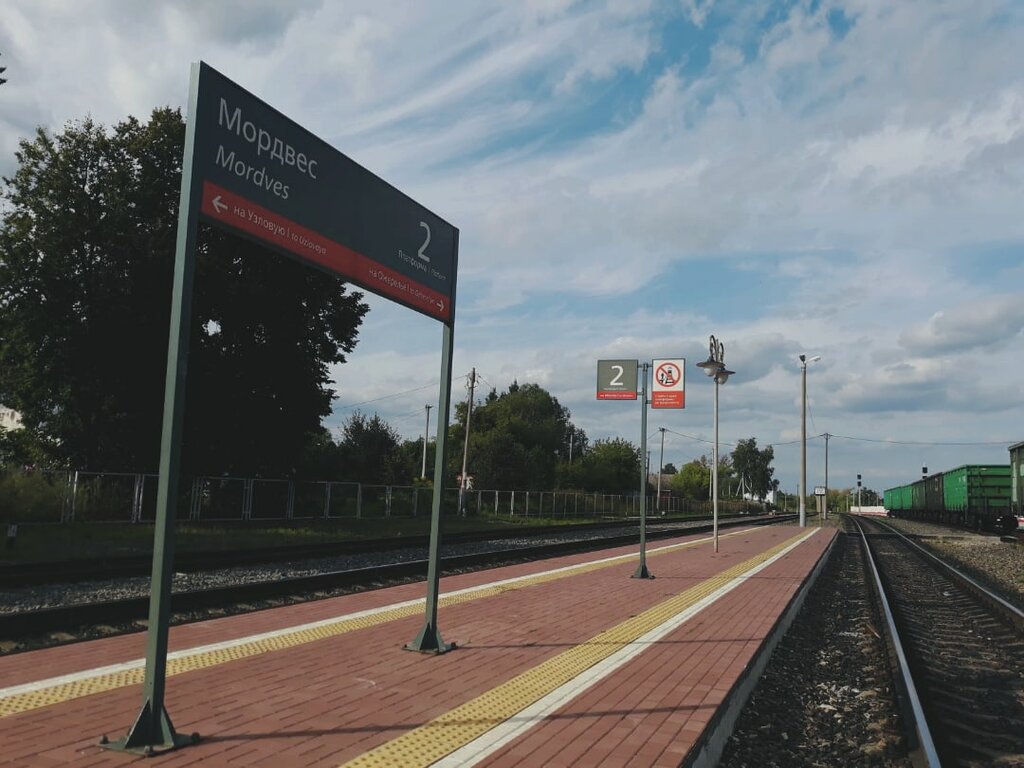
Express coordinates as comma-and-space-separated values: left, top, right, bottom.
597, 392, 638, 400
651, 392, 685, 409
200, 181, 450, 322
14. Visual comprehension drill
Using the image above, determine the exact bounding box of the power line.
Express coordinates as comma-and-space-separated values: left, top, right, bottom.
663, 427, 735, 449
334, 375, 467, 411
828, 434, 1015, 447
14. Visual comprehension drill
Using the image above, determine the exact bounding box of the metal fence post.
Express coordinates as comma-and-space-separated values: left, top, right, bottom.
131, 474, 142, 523
356, 484, 362, 519
70, 470, 80, 522
323, 482, 332, 519
286, 481, 295, 520
243, 479, 253, 520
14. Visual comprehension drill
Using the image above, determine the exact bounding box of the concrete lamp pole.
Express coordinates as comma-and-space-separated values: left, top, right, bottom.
798, 353, 820, 528
697, 335, 735, 553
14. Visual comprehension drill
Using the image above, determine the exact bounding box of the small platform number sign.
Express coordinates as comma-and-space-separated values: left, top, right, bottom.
597, 360, 638, 400
652, 358, 685, 409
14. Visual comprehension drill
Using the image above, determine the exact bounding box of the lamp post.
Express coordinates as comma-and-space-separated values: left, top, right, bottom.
697, 335, 735, 553
798, 353, 820, 527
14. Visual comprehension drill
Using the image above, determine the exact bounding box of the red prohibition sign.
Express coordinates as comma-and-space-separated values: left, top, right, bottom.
656, 362, 680, 387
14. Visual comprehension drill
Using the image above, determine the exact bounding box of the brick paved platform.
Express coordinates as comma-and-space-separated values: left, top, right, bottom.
0, 523, 835, 767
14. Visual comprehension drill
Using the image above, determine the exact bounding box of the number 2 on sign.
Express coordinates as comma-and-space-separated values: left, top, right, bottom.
610, 365, 624, 386
417, 221, 431, 263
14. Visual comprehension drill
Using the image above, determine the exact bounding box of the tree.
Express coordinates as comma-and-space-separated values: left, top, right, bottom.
337, 412, 402, 484
730, 438, 778, 501
671, 459, 709, 499
661, 462, 678, 475
0, 110, 368, 474
576, 438, 641, 494
0, 51, 7, 86
450, 382, 579, 490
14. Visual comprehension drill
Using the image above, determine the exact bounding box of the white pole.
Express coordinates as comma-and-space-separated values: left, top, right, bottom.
713, 376, 720, 553
799, 358, 807, 527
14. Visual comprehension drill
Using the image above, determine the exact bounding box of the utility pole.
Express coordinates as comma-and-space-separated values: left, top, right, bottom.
458, 368, 477, 515
420, 404, 432, 479
823, 432, 830, 521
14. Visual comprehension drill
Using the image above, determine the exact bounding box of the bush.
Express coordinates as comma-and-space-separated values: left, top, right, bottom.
0, 470, 66, 523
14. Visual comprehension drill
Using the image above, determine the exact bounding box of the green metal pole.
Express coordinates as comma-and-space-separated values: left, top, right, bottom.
633, 362, 653, 579
102, 62, 203, 755
406, 231, 458, 654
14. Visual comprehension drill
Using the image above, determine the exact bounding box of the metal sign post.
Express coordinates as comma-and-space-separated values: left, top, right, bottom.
633, 362, 653, 579
105, 61, 459, 754
406, 306, 457, 654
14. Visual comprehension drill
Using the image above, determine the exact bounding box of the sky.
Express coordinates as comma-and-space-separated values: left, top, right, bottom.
2, 0, 1023, 496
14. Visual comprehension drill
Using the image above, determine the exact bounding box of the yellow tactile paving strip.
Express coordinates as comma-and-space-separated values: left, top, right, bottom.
0, 526, 767, 719
340, 531, 810, 767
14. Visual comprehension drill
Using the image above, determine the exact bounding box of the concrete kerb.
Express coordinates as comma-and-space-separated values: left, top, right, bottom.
682, 530, 839, 768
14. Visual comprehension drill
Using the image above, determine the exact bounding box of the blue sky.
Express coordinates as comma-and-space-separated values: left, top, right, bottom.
2, 0, 1023, 495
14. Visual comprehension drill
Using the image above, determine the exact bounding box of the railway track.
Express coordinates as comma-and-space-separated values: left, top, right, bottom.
853, 514, 1024, 767
1, 515, 791, 650
0, 514, 778, 588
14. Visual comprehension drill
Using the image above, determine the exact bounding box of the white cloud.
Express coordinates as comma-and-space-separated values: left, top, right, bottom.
900, 293, 1024, 355
2, 0, 1024, 494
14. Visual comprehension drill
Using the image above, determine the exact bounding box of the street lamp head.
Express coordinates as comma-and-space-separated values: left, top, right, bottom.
696, 356, 722, 377
715, 368, 735, 385
799, 353, 821, 368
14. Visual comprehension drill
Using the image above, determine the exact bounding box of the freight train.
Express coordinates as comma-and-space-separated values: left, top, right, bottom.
883, 443, 1023, 533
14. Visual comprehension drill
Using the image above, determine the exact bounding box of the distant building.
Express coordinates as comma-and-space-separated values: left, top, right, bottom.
0, 406, 22, 431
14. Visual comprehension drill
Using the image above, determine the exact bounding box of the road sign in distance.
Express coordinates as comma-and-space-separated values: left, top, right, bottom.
814, 486, 826, 496
597, 360, 638, 400
651, 358, 685, 409
190, 62, 457, 322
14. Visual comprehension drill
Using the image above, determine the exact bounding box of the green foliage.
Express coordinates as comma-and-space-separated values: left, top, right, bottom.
0, 427, 54, 469
661, 462, 678, 475
574, 438, 641, 494
0, 109, 367, 475
730, 438, 778, 501
0, 470, 66, 523
671, 459, 709, 499
337, 411, 404, 484
451, 382, 584, 490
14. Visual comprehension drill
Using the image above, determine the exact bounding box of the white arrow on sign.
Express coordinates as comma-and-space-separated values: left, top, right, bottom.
212, 195, 227, 214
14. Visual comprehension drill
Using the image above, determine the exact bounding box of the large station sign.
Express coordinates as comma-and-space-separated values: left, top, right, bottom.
191, 63, 457, 322
651, 358, 685, 409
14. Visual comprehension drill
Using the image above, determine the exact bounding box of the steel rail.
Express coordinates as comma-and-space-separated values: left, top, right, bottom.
858, 514, 1024, 630
0, 513, 789, 588
851, 515, 941, 768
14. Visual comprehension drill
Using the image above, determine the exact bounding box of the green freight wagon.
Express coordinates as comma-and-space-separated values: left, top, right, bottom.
882, 483, 915, 517
942, 464, 1014, 532
883, 487, 897, 512
1011, 442, 1024, 520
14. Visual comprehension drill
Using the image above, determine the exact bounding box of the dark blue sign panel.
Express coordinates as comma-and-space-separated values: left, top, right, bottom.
191, 62, 457, 322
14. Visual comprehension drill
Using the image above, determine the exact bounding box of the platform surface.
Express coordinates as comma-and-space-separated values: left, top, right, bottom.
0, 522, 834, 767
